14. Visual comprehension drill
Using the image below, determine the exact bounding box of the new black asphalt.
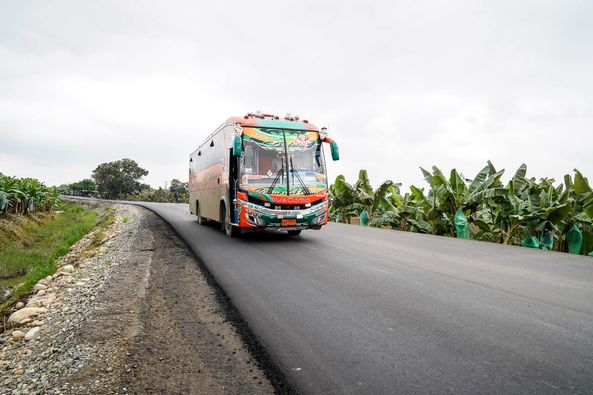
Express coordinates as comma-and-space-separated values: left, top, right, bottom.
117, 202, 593, 394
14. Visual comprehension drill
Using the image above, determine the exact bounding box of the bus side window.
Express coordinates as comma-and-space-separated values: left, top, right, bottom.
244, 145, 256, 174
205, 141, 213, 169
216, 131, 225, 164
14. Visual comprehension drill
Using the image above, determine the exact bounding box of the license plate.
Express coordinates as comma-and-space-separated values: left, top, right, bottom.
281, 219, 297, 226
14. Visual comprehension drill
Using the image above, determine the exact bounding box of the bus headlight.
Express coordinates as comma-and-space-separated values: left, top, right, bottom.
312, 211, 327, 224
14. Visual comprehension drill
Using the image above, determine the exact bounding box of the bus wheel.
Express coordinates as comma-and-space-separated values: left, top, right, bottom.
287, 230, 302, 236
197, 203, 207, 225
221, 204, 240, 238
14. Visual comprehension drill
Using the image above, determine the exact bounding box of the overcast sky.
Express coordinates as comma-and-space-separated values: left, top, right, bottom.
1, 0, 592, 190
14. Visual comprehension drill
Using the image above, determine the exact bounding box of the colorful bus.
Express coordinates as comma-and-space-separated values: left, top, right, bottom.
189, 112, 339, 237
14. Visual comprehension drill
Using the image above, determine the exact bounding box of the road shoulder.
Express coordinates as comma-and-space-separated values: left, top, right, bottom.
0, 204, 275, 394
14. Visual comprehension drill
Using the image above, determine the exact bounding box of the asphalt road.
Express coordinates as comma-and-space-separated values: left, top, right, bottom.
118, 201, 593, 394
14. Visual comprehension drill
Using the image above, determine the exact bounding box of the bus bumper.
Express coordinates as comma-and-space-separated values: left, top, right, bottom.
236, 200, 329, 231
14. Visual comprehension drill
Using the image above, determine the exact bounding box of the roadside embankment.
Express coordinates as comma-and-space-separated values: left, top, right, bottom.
0, 203, 275, 394
0, 201, 111, 311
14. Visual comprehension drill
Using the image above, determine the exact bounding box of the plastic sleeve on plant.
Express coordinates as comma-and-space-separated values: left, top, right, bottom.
540, 232, 554, 250
521, 236, 540, 248
454, 208, 470, 239
567, 224, 583, 254
359, 210, 369, 226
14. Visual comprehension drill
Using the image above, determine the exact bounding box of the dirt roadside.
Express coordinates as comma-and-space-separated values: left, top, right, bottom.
0, 204, 284, 394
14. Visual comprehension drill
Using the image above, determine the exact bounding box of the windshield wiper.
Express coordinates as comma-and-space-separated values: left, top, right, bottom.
268, 165, 284, 194
290, 157, 311, 195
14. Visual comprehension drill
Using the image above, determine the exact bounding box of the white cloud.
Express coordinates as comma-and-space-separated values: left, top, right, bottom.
0, 0, 592, 189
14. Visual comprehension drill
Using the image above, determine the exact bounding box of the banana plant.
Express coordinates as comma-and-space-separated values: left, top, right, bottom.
557, 170, 593, 253
352, 170, 396, 219
419, 161, 506, 237
370, 185, 406, 229
518, 177, 571, 247
329, 175, 363, 223
330, 170, 395, 224
0, 174, 61, 215
329, 164, 592, 255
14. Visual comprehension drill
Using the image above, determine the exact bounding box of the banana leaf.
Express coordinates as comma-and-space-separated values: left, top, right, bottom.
408, 218, 433, 234
355, 170, 373, 195
449, 169, 466, 201
574, 170, 591, 194
467, 164, 491, 194
511, 164, 528, 192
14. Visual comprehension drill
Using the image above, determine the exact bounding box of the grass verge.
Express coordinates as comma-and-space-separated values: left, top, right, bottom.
0, 201, 109, 311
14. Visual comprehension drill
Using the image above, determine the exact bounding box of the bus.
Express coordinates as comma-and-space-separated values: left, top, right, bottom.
189, 112, 340, 237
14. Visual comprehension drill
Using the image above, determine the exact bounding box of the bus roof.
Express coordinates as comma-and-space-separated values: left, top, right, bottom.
226, 113, 319, 131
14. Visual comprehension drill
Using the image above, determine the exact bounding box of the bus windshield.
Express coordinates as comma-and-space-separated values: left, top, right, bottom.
239, 128, 327, 196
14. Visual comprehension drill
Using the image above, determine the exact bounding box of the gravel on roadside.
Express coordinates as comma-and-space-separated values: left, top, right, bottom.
0, 203, 276, 394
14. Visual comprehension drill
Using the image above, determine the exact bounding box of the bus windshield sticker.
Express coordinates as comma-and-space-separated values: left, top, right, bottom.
243, 128, 319, 151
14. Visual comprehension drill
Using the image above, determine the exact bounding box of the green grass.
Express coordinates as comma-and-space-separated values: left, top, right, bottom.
88, 207, 117, 248
0, 202, 101, 310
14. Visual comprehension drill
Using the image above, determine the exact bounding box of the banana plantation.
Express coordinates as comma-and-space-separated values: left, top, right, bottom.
330, 163, 593, 256
0, 172, 60, 215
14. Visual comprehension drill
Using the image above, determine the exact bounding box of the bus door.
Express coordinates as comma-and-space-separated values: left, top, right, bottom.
229, 147, 240, 224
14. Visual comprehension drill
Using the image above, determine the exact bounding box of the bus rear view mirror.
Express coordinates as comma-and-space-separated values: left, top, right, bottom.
233, 135, 242, 157
330, 141, 340, 161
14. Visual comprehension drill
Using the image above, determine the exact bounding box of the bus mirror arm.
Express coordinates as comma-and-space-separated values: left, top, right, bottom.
315, 146, 322, 167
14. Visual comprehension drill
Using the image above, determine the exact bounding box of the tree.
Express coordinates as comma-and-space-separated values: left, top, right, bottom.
70, 178, 96, 192
92, 158, 148, 199
168, 179, 189, 203
169, 179, 188, 194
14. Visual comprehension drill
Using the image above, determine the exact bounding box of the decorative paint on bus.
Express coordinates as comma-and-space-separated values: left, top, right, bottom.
189, 112, 339, 237
242, 127, 320, 151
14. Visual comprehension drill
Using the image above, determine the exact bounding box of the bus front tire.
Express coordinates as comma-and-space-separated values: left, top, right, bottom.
221, 204, 240, 238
